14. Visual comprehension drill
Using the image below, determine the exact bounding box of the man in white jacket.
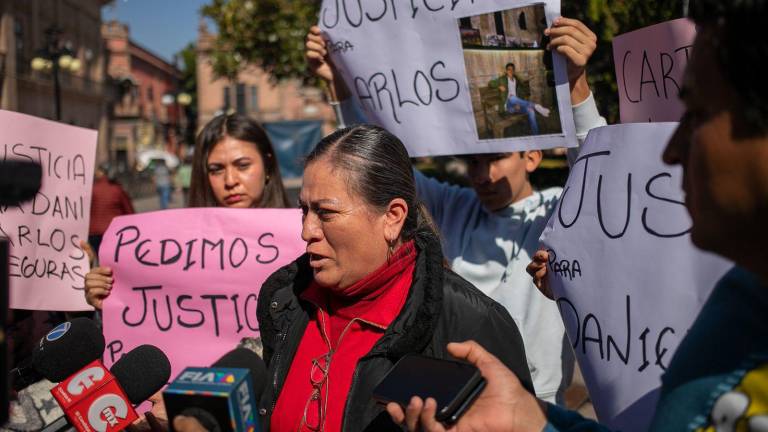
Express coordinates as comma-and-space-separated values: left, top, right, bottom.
305, 17, 606, 403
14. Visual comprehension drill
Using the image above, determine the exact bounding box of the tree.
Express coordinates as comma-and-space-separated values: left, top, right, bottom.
200, 0, 320, 84
177, 42, 198, 147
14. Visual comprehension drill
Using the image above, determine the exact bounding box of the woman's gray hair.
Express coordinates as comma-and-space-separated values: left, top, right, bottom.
305, 124, 439, 243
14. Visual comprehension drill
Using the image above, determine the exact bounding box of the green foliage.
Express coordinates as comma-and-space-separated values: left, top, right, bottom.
200, 0, 320, 84
177, 42, 198, 145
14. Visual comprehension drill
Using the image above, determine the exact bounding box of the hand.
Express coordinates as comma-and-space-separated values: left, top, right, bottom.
386, 341, 548, 432
127, 392, 169, 432
84, 265, 113, 310
127, 413, 167, 432
306, 26, 333, 83
545, 17, 597, 104
305, 26, 349, 100
172, 416, 209, 432
80, 240, 97, 267
526, 249, 553, 300
498, 85, 507, 93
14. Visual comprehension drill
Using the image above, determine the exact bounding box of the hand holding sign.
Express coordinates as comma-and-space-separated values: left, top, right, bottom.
306, 25, 349, 101
545, 17, 597, 104
526, 249, 552, 299
80, 240, 113, 310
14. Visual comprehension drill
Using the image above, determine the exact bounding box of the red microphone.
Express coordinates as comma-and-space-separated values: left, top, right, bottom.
51, 359, 137, 432
48, 345, 171, 432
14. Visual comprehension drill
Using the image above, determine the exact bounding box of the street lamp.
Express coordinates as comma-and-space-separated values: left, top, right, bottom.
161, 92, 193, 151
30, 26, 80, 121
161, 92, 192, 108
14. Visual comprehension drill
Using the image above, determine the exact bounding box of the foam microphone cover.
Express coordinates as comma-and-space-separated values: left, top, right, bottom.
212, 348, 268, 398
0, 160, 42, 206
111, 344, 171, 404
32, 318, 105, 382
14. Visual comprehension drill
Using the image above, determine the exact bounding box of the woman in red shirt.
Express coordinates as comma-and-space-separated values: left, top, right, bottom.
257, 124, 532, 431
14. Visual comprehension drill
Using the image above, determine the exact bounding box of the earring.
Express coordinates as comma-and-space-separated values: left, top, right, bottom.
386, 238, 396, 264
265, 174, 270, 184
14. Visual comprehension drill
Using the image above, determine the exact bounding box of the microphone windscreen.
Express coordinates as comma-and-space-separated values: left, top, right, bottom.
111, 345, 171, 404
32, 318, 105, 382
0, 161, 42, 206
212, 348, 268, 398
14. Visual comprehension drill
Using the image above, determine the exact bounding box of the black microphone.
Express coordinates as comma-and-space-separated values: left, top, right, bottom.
164, 348, 267, 432
43, 344, 171, 432
10, 318, 105, 391
211, 348, 267, 399
0, 160, 42, 206
111, 344, 173, 404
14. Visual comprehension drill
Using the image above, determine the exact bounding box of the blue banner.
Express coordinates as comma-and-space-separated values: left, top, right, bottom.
264, 120, 324, 179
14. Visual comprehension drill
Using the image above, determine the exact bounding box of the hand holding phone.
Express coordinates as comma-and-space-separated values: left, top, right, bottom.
372, 354, 486, 426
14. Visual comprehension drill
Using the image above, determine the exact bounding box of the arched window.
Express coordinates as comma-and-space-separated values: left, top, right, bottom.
494, 12, 505, 36
519, 12, 528, 30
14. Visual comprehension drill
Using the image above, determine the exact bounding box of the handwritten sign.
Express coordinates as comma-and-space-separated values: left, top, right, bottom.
320, 0, 577, 156
539, 123, 732, 431
100, 208, 304, 377
613, 18, 696, 123
0, 110, 95, 311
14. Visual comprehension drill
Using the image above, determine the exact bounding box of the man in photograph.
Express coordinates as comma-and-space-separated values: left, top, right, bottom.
489, 62, 551, 134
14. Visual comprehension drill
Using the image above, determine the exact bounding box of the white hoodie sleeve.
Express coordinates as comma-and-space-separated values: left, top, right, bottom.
567, 92, 608, 167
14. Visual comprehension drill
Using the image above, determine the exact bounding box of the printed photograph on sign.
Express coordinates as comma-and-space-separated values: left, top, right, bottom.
459, 3, 562, 140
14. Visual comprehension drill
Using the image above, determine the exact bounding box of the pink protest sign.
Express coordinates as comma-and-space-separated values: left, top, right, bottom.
613, 18, 696, 123
99, 208, 304, 376
0, 110, 95, 311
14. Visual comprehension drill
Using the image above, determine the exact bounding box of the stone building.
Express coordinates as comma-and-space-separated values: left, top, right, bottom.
0, 0, 110, 161
195, 20, 334, 134
102, 20, 183, 172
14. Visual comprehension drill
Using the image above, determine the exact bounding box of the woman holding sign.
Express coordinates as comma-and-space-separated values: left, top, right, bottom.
256, 124, 532, 431
83, 114, 290, 309
306, 17, 606, 404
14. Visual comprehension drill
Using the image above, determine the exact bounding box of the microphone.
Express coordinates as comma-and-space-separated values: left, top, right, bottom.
163, 348, 267, 432
48, 344, 171, 432
0, 160, 42, 206
10, 318, 106, 391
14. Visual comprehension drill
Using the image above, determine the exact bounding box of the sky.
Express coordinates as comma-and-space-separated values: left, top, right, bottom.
101, 0, 213, 64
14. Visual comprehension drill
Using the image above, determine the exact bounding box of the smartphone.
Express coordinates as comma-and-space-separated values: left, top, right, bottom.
372, 354, 486, 425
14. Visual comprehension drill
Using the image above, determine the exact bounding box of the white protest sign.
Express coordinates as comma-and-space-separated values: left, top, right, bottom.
0, 110, 95, 311
539, 123, 732, 432
321, 0, 576, 156
613, 18, 696, 123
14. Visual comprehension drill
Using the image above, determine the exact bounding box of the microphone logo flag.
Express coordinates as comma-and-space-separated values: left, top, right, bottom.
45, 321, 71, 342
237, 381, 256, 432
178, 370, 237, 384
51, 360, 138, 431
67, 367, 106, 396
164, 366, 260, 431
88, 394, 130, 432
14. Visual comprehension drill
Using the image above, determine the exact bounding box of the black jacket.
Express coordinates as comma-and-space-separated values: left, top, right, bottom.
256, 233, 533, 431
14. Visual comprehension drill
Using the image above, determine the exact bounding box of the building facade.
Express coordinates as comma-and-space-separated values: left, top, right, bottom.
0, 0, 110, 161
195, 20, 334, 134
102, 20, 183, 173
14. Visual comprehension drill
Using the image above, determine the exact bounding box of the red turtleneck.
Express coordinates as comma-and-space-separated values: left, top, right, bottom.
270, 241, 416, 432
